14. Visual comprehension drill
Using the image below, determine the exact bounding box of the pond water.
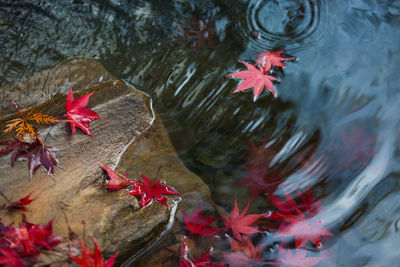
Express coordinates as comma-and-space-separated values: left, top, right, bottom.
1, 0, 400, 266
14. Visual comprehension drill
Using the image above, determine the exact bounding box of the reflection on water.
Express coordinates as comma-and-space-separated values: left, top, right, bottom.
1, 0, 400, 266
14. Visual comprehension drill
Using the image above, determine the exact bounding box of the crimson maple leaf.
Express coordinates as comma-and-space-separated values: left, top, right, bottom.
0, 248, 24, 267
278, 247, 322, 267
255, 50, 295, 70
220, 200, 267, 241
12, 138, 62, 180
100, 161, 130, 190
71, 238, 118, 267
226, 61, 278, 101
64, 86, 101, 136
265, 190, 333, 249
128, 172, 181, 208
0, 193, 35, 211
182, 207, 219, 236
223, 236, 265, 267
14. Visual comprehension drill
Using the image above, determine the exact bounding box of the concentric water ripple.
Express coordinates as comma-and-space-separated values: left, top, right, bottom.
244, 0, 329, 52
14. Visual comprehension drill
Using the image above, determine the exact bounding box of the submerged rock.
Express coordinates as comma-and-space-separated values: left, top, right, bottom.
0, 58, 212, 265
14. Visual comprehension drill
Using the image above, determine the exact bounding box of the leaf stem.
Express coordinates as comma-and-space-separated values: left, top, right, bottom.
153, 166, 163, 184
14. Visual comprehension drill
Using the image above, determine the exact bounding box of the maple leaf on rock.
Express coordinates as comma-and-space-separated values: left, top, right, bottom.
265, 189, 333, 249
71, 238, 118, 267
0, 193, 35, 211
278, 246, 322, 267
128, 173, 181, 208
223, 236, 265, 267
12, 138, 62, 180
220, 200, 267, 241
182, 207, 219, 236
64, 86, 101, 136
255, 50, 295, 70
100, 161, 130, 190
226, 61, 278, 101
0, 248, 24, 267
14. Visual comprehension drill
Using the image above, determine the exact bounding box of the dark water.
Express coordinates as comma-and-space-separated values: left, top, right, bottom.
1, 0, 400, 266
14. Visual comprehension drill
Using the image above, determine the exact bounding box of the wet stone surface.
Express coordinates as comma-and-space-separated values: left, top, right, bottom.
0, 58, 212, 265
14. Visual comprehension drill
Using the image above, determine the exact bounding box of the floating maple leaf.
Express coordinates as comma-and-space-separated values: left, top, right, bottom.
0, 193, 35, 211
182, 207, 219, 236
100, 161, 130, 190
223, 236, 265, 267
64, 86, 101, 136
278, 246, 322, 267
11, 138, 62, 180
264, 189, 333, 250
128, 169, 181, 208
255, 50, 295, 71
226, 61, 278, 101
220, 200, 267, 241
71, 238, 118, 267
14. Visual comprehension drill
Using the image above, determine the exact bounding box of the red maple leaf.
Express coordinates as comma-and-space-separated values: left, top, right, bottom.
255, 50, 295, 70
220, 200, 266, 241
223, 236, 265, 267
226, 61, 278, 101
265, 189, 333, 249
278, 246, 322, 267
11, 138, 62, 180
244, 139, 277, 167
182, 207, 219, 236
100, 161, 130, 190
71, 238, 118, 267
0, 248, 24, 267
64, 86, 101, 136
0, 193, 35, 211
128, 170, 181, 208
179, 237, 226, 267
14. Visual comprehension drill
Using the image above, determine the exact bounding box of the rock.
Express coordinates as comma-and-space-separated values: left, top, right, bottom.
0, 58, 212, 265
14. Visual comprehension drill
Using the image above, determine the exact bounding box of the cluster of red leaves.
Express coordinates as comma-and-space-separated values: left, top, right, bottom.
226, 50, 294, 101
0, 217, 63, 266
0, 87, 100, 181
71, 238, 118, 267
101, 163, 181, 208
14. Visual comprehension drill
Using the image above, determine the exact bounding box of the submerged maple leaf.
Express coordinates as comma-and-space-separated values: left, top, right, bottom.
64, 86, 101, 136
223, 236, 265, 267
128, 170, 181, 208
255, 50, 295, 70
71, 238, 118, 267
100, 161, 130, 190
226, 61, 278, 101
0, 193, 35, 211
182, 207, 219, 236
11, 138, 62, 180
278, 246, 322, 267
220, 200, 266, 241
0, 139, 31, 163
237, 164, 283, 200
265, 189, 333, 249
